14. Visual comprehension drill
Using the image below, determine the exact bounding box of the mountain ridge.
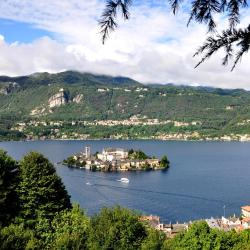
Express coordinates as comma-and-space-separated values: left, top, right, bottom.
0, 71, 141, 88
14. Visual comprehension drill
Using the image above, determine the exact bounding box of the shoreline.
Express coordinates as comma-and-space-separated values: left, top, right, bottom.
2, 137, 250, 143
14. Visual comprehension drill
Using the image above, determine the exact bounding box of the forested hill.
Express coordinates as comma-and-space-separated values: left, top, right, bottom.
0, 71, 140, 88
1, 71, 250, 140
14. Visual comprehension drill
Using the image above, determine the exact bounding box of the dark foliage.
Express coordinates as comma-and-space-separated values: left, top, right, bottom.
0, 150, 19, 226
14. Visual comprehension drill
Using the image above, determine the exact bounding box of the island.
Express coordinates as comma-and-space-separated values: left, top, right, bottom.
62, 146, 170, 172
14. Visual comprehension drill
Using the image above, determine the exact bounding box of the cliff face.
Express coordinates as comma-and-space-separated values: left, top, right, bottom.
30, 89, 83, 116
48, 88, 69, 108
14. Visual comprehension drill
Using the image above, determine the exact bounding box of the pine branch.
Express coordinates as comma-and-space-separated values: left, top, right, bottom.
169, 0, 183, 14
100, 0, 132, 44
194, 24, 250, 70
188, 0, 221, 32
227, 0, 248, 29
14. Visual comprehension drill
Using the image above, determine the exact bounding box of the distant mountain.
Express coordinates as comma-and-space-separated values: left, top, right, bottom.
0, 71, 140, 88
1, 70, 250, 140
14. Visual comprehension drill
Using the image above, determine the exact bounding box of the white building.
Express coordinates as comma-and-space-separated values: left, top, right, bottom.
97, 148, 129, 162
242, 218, 250, 229
221, 216, 241, 227
241, 206, 250, 218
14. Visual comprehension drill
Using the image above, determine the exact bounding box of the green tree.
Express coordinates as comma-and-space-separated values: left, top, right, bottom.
36, 204, 89, 249
87, 206, 147, 250
160, 155, 170, 169
162, 221, 244, 250
141, 228, 166, 250
100, 0, 249, 70
129, 150, 148, 160
0, 150, 19, 226
63, 156, 76, 167
18, 152, 71, 223
0, 223, 41, 250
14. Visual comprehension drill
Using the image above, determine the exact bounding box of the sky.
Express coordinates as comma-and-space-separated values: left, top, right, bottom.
0, 0, 249, 89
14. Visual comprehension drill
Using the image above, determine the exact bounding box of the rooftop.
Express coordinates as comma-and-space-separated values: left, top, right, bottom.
242, 218, 250, 223
104, 148, 128, 153
242, 206, 250, 212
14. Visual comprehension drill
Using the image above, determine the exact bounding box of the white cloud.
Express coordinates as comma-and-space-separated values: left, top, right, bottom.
0, 0, 249, 89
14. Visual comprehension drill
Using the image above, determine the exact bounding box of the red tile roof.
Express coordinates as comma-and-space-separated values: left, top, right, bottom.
242, 217, 250, 223
241, 206, 250, 212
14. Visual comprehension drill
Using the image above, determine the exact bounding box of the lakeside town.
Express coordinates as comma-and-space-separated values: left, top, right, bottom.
10, 118, 250, 142
142, 205, 250, 238
63, 146, 170, 171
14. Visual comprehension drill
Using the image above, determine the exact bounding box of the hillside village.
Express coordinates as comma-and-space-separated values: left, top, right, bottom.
63, 147, 169, 171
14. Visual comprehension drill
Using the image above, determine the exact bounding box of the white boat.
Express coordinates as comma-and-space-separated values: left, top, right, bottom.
118, 178, 129, 183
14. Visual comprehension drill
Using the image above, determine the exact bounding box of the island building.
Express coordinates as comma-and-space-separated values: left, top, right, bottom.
71, 146, 162, 171
85, 146, 91, 158
97, 148, 129, 162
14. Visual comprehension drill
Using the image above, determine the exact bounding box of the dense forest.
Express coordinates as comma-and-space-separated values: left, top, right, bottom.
1, 71, 250, 140
1, 149, 250, 249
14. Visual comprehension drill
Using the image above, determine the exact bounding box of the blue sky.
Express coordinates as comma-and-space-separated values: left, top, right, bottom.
0, 0, 249, 89
0, 19, 52, 43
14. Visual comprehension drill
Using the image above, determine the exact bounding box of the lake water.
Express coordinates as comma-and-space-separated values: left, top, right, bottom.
1, 140, 250, 223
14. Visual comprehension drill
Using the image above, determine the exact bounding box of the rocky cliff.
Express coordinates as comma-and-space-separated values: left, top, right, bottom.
48, 88, 69, 108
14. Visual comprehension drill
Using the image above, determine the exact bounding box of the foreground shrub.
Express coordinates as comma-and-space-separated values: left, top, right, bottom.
87, 206, 147, 250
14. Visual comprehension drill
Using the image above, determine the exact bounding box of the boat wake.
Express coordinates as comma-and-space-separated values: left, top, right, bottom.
117, 178, 130, 183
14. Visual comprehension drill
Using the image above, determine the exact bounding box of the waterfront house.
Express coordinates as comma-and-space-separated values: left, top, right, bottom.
205, 218, 221, 230
157, 223, 188, 237
170, 224, 189, 237
140, 215, 160, 228
147, 159, 160, 168
120, 160, 131, 171
242, 217, 250, 229
156, 223, 172, 233
241, 206, 250, 218
130, 160, 142, 169
221, 216, 241, 227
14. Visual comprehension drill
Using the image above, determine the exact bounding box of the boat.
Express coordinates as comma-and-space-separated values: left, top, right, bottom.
118, 178, 130, 183
86, 182, 91, 185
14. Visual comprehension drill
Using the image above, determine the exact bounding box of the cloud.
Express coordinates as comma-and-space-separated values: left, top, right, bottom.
0, 0, 249, 89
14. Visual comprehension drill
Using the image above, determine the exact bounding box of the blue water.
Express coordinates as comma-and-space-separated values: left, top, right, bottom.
1, 140, 250, 223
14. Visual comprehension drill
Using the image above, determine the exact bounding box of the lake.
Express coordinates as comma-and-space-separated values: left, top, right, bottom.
1, 140, 250, 223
